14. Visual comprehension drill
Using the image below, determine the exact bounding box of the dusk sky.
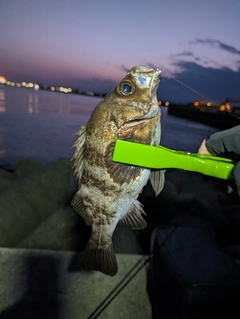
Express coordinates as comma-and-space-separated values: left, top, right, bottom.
0, 0, 240, 103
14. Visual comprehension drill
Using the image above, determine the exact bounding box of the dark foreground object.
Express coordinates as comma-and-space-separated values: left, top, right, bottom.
148, 215, 240, 319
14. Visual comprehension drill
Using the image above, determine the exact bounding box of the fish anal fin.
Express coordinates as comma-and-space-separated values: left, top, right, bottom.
150, 169, 165, 196
120, 200, 147, 230
71, 192, 92, 226
83, 242, 118, 276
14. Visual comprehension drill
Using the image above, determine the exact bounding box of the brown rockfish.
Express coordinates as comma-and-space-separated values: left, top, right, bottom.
72, 66, 164, 276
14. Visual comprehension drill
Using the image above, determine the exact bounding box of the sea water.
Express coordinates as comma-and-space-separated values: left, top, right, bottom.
0, 85, 219, 170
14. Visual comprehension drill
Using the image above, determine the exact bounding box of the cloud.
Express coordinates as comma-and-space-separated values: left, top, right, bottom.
192, 39, 240, 55
70, 62, 240, 103
171, 51, 194, 57
116, 61, 240, 103
157, 61, 240, 103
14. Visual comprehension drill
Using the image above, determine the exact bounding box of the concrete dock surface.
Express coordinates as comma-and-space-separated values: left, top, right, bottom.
0, 248, 151, 319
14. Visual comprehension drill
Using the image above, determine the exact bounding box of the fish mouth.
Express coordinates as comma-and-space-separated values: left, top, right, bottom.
123, 118, 149, 128
122, 107, 159, 129
117, 110, 159, 139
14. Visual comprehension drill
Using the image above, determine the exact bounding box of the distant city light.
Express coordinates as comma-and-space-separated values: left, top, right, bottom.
59, 86, 71, 93
0, 76, 6, 84
1, 73, 238, 118
226, 103, 231, 110
0, 74, 104, 98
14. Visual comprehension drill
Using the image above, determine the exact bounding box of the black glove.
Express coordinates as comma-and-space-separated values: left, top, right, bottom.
205, 125, 240, 190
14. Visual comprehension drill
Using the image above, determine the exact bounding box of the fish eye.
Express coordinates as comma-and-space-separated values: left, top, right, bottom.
119, 81, 135, 95
121, 83, 132, 93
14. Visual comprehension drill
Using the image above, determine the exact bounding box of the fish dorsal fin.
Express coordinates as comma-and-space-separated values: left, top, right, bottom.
72, 125, 87, 181
71, 191, 92, 226
150, 169, 165, 196
120, 200, 147, 229
105, 142, 144, 184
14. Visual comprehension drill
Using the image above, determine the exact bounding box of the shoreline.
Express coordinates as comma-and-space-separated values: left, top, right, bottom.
168, 103, 240, 130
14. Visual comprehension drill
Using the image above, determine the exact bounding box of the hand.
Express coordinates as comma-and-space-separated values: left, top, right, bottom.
198, 139, 212, 155
198, 126, 240, 196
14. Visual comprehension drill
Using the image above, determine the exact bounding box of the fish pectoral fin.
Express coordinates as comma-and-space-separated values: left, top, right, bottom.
108, 162, 144, 184
105, 142, 144, 184
71, 192, 92, 226
83, 242, 118, 276
150, 169, 165, 196
120, 200, 147, 230
72, 125, 87, 181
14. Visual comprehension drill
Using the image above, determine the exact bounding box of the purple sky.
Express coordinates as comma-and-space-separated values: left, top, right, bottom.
0, 0, 240, 103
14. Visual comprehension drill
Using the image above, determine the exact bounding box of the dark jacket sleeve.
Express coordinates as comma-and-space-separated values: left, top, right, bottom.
205, 125, 240, 185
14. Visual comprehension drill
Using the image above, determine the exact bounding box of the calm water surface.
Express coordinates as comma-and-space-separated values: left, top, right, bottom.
0, 85, 219, 169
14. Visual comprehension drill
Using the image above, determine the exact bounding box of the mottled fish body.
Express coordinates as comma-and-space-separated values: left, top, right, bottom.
72, 66, 164, 276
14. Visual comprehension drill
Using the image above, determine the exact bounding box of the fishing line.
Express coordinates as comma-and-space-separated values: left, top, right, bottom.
86, 67, 217, 318
86, 223, 179, 319
86, 255, 150, 319
86, 194, 200, 319
160, 68, 216, 104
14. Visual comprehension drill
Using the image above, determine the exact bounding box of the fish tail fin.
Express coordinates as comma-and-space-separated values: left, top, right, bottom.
82, 241, 118, 276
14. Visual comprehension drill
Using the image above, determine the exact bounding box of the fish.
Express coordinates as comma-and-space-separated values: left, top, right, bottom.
71, 66, 165, 276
